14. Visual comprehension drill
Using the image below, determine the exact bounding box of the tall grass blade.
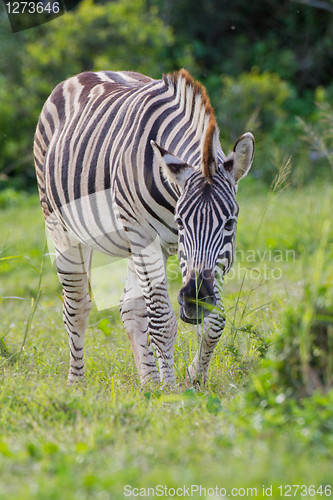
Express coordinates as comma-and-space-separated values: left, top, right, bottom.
20, 239, 47, 353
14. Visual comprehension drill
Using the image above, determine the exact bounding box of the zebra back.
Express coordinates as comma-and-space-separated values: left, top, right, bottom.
33, 69, 223, 253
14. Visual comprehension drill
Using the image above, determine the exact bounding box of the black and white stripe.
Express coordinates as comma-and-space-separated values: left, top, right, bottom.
34, 69, 254, 385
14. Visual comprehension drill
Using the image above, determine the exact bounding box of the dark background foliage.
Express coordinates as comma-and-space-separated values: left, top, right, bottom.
1, 0, 333, 189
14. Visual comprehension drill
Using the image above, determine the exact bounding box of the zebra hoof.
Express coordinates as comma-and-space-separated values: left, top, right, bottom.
161, 377, 178, 390
185, 365, 206, 387
140, 371, 160, 388
67, 373, 86, 387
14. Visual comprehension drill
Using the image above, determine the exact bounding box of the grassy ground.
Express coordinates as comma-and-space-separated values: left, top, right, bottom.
0, 180, 332, 499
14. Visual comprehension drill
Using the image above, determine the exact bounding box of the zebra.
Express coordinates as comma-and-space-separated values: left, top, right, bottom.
33, 69, 254, 386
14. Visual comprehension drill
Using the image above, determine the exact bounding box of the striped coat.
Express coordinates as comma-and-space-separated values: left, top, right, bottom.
34, 69, 254, 385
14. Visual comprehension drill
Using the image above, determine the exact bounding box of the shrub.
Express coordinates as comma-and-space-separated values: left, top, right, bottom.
212, 69, 297, 183
216, 68, 293, 138
296, 100, 333, 181
0, 0, 193, 187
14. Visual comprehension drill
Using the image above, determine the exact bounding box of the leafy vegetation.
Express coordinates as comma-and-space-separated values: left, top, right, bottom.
0, 0, 187, 188
1, 182, 332, 498
1, 0, 333, 187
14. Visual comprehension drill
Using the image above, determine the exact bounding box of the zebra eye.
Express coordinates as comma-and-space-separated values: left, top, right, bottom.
224, 218, 236, 231
176, 218, 184, 231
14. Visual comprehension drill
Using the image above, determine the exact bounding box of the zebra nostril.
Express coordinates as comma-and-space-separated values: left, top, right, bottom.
177, 290, 184, 307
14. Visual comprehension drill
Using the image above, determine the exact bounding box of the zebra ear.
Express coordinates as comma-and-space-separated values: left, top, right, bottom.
223, 132, 255, 183
151, 140, 195, 188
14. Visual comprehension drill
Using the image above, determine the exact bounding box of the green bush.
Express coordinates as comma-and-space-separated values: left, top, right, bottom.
24, 0, 178, 87
1, 0, 333, 189
216, 68, 293, 138
296, 99, 333, 180
0, 0, 193, 188
0, 188, 29, 209
212, 69, 297, 182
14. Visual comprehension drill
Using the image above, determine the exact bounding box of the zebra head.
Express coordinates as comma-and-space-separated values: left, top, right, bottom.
151, 133, 254, 324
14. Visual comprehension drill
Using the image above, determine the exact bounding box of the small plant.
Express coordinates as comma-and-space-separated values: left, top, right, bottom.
0, 337, 11, 359
273, 297, 333, 397
0, 237, 47, 367
297, 101, 333, 174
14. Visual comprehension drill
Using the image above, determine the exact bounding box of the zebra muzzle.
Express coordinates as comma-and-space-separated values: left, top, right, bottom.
178, 269, 216, 325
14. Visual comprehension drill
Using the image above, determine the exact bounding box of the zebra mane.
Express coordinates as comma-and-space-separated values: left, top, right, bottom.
163, 69, 219, 183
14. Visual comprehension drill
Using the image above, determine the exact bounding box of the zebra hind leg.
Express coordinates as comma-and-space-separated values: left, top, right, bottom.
56, 244, 92, 385
119, 259, 160, 386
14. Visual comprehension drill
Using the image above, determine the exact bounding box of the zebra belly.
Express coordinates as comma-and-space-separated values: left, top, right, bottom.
47, 189, 178, 259
47, 190, 131, 258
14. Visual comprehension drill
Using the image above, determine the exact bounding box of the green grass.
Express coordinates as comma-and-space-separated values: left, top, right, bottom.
0, 181, 332, 499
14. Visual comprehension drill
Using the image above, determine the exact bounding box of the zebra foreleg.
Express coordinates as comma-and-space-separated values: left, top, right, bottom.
56, 244, 92, 385
147, 300, 178, 386
119, 259, 160, 386
187, 296, 226, 384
